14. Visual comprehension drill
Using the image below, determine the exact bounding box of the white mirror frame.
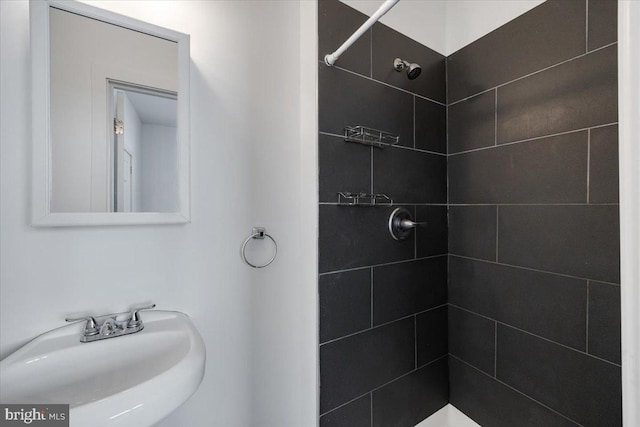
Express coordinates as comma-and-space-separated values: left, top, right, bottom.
31, 0, 190, 226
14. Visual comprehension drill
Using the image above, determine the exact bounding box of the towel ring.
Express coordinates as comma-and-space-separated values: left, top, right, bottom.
241, 227, 277, 268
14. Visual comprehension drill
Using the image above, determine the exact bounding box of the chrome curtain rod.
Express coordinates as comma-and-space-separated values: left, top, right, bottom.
324, 0, 400, 66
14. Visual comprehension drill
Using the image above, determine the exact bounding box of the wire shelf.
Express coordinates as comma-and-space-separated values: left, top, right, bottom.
344, 126, 399, 148
337, 192, 393, 207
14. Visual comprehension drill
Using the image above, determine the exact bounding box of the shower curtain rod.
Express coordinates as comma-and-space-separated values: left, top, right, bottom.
324, 0, 400, 66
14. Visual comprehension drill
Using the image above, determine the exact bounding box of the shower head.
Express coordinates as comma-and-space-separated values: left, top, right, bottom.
394, 58, 422, 80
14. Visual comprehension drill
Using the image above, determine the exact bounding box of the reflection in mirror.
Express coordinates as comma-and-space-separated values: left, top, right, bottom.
49, 7, 179, 213
112, 85, 178, 213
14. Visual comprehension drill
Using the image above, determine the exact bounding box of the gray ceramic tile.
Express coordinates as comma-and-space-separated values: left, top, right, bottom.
415, 97, 446, 153
497, 325, 622, 427
449, 357, 580, 427
320, 269, 372, 343
319, 134, 371, 203
497, 45, 618, 143
588, 0, 618, 51
318, 0, 371, 76
373, 257, 446, 326
449, 132, 588, 204
320, 394, 371, 427
373, 148, 446, 204
320, 318, 415, 413
372, 358, 448, 427
448, 206, 497, 261
448, 90, 496, 154
449, 306, 496, 376
449, 256, 587, 350
589, 125, 619, 203
319, 205, 415, 273
371, 23, 446, 103
588, 281, 621, 364
415, 206, 448, 258
498, 205, 620, 283
319, 64, 414, 147
416, 306, 448, 367
447, 0, 586, 102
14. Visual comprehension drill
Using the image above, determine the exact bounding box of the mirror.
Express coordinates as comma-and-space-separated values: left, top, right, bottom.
31, 0, 190, 226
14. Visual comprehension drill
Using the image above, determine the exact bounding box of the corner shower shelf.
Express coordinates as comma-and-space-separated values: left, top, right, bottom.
344, 126, 399, 148
337, 192, 393, 207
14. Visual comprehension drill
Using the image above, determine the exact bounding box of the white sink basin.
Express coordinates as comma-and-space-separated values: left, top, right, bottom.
0, 311, 205, 427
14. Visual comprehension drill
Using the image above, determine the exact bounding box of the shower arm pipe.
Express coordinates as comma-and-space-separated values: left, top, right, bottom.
324, 0, 400, 66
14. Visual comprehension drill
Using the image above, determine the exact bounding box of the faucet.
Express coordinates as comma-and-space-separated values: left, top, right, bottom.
65, 303, 156, 343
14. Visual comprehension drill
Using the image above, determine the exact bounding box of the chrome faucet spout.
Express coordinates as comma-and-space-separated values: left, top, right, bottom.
67, 303, 156, 343
99, 318, 118, 336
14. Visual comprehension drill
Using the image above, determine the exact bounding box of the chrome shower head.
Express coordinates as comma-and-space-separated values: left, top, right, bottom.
394, 58, 422, 80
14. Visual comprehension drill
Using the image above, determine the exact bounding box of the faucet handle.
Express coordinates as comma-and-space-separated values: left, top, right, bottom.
65, 316, 99, 336
126, 303, 156, 329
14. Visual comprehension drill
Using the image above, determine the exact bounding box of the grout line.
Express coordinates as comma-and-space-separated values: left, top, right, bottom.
494, 322, 498, 378
495, 205, 499, 262
370, 28, 373, 79
448, 254, 621, 286
446, 41, 617, 106
494, 89, 498, 146
450, 355, 585, 427
319, 354, 449, 418
370, 146, 374, 194
370, 391, 373, 427
448, 123, 618, 156
320, 60, 447, 106
447, 202, 619, 206
414, 206, 418, 259
448, 304, 622, 367
370, 268, 374, 328
586, 280, 590, 353
413, 95, 416, 149
390, 144, 447, 156
587, 129, 591, 204
585, 0, 589, 53
319, 254, 447, 276
414, 315, 418, 369
320, 304, 449, 347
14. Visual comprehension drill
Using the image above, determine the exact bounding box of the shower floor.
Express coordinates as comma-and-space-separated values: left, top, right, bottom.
415, 405, 480, 427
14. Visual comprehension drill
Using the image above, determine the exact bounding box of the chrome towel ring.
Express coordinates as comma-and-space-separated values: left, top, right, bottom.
241, 227, 277, 268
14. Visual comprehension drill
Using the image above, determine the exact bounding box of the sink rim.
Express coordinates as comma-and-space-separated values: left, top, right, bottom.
0, 310, 206, 426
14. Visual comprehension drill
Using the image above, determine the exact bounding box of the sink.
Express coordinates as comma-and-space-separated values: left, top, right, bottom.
0, 311, 205, 426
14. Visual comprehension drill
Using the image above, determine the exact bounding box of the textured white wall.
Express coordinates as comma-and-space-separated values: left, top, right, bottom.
0, 1, 318, 426
340, 0, 544, 55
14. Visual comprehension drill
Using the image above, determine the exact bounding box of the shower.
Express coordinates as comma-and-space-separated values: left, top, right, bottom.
393, 58, 422, 79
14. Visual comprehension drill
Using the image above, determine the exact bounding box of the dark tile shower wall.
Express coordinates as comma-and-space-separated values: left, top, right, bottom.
447, 1, 621, 427
318, 1, 448, 426
318, 1, 620, 426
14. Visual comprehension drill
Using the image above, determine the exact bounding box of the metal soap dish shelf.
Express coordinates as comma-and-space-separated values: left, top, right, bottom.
344, 126, 399, 148
338, 192, 393, 207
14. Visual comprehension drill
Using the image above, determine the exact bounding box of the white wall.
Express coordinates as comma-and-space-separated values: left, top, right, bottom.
49, 7, 177, 212
141, 123, 178, 212
342, 0, 447, 53
445, 0, 545, 54
0, 1, 318, 427
341, 0, 544, 55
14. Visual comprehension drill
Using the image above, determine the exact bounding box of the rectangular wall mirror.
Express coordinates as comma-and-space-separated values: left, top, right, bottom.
31, 0, 190, 226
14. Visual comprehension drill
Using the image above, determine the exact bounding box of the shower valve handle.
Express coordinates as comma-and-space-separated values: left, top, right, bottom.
398, 219, 426, 230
